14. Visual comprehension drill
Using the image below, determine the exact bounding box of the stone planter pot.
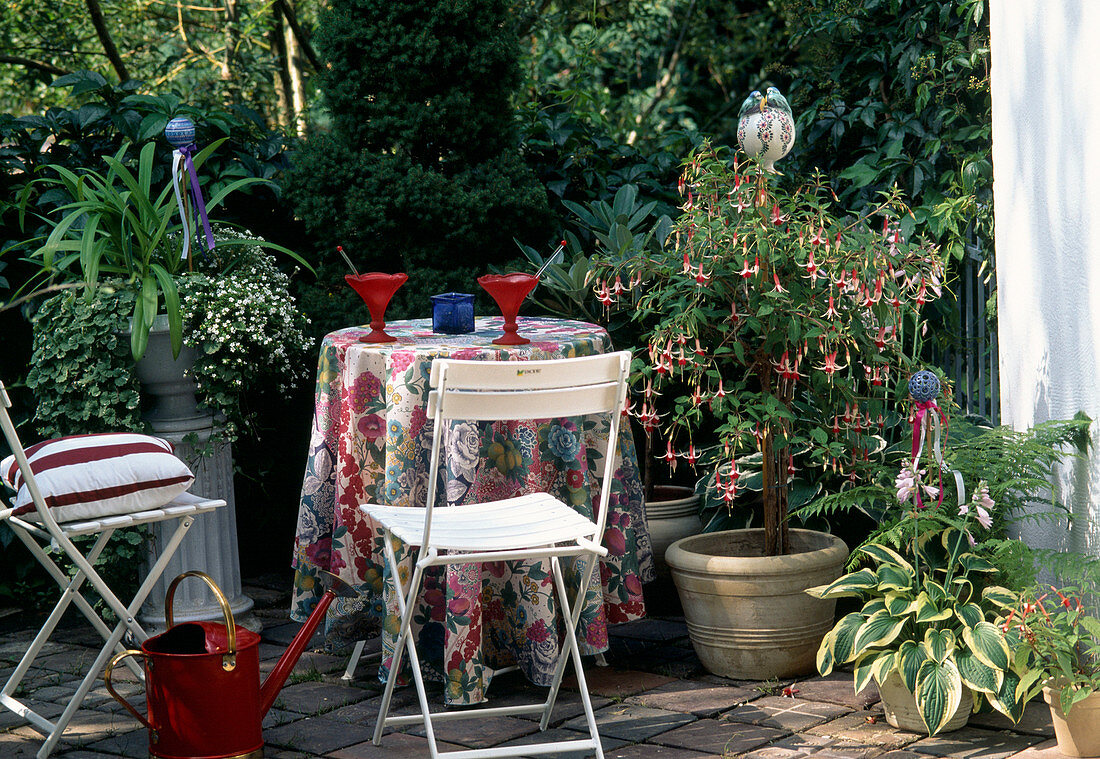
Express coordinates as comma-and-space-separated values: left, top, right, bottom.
878, 671, 972, 734
1044, 687, 1100, 757
132, 314, 207, 432
665, 528, 847, 680
646, 485, 702, 575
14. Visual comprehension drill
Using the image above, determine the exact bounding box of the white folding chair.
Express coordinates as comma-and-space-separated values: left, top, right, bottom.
364, 351, 631, 759
0, 381, 225, 759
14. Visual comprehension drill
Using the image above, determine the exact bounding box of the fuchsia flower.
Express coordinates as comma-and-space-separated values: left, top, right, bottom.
823, 293, 840, 320
803, 249, 821, 285
816, 351, 845, 376
770, 204, 786, 225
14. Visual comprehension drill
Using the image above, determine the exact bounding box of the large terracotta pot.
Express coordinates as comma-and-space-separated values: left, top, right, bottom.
1044, 687, 1100, 757
645, 485, 702, 575
665, 528, 847, 680
878, 671, 972, 734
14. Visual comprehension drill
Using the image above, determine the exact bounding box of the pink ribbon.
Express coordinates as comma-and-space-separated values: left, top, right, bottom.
911, 400, 947, 508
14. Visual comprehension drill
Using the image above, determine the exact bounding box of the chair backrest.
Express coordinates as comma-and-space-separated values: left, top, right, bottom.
0, 381, 58, 530
421, 351, 631, 548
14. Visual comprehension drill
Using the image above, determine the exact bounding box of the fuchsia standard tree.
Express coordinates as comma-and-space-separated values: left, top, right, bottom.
598, 142, 947, 556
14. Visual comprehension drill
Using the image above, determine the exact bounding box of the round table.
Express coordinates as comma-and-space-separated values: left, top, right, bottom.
291, 316, 654, 705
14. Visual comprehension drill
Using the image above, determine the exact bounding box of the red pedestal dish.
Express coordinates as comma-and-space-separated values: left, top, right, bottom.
345, 272, 408, 343
478, 273, 538, 345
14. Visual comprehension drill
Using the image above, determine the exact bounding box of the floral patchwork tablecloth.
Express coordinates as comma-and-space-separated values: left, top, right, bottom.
291, 316, 654, 705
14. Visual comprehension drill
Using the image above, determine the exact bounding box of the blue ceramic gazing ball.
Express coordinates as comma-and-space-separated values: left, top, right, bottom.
164, 117, 196, 148
908, 370, 941, 402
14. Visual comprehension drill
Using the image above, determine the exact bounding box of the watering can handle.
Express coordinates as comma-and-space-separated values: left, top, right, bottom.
165, 570, 238, 671
105, 650, 154, 734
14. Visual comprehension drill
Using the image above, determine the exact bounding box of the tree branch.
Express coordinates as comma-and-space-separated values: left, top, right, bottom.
0, 55, 69, 77
84, 0, 130, 81
275, 0, 320, 71
627, 0, 697, 145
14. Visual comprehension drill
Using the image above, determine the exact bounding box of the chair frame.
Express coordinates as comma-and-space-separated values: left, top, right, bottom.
364, 352, 632, 759
0, 382, 225, 759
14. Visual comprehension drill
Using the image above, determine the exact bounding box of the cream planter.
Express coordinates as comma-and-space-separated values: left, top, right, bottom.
645, 485, 702, 575
878, 671, 972, 734
1044, 688, 1100, 757
665, 528, 847, 680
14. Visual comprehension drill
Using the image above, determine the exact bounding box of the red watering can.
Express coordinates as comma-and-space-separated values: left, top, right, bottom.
106, 570, 356, 759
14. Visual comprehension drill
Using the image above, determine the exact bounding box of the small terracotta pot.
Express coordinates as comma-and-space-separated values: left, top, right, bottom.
1044, 687, 1100, 757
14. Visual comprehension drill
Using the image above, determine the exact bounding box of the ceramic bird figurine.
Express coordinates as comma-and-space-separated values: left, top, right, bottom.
737, 85, 796, 172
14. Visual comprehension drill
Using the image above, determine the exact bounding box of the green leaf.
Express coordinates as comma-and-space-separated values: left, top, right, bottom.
899, 640, 927, 693
956, 650, 1001, 695
962, 621, 1010, 672
853, 654, 877, 694
885, 591, 916, 617
981, 586, 1017, 609
872, 651, 897, 685
831, 612, 867, 664
806, 568, 877, 599
859, 543, 914, 573
914, 591, 952, 623
877, 563, 914, 592
989, 669, 1025, 723
852, 610, 906, 655
915, 659, 963, 735
816, 629, 836, 676
954, 602, 984, 628
958, 554, 997, 573
923, 629, 956, 663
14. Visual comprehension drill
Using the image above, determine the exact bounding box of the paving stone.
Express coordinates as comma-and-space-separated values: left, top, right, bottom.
652, 717, 790, 755
54, 750, 133, 758
793, 672, 881, 711
607, 743, 719, 758
805, 710, 918, 749
0, 698, 65, 729
0, 725, 55, 757
744, 732, 888, 758
725, 696, 853, 731
265, 715, 377, 754
265, 707, 305, 728
322, 689, 419, 724
625, 678, 762, 717
34, 648, 103, 677
968, 701, 1054, 737
877, 752, 931, 759
48, 707, 142, 742
906, 726, 1045, 759
563, 667, 675, 699
83, 725, 149, 756
563, 704, 695, 742
264, 621, 328, 648
404, 714, 540, 748
1002, 738, 1062, 758
495, 725, 628, 757
465, 683, 613, 726
327, 731, 465, 758
276, 680, 373, 715
648, 657, 708, 679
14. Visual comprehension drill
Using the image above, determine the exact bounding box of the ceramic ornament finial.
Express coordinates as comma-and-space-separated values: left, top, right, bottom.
164, 116, 196, 148
907, 370, 941, 402
736, 85, 796, 172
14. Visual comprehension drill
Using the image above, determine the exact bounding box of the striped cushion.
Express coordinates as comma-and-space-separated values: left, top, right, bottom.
1, 434, 195, 523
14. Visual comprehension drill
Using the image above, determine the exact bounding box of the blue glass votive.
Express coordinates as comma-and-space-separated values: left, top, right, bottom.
431, 292, 475, 334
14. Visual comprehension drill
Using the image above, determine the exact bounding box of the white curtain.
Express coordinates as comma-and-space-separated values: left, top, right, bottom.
991, 0, 1100, 559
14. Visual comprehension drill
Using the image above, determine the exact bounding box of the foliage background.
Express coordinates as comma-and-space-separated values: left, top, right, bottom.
1, 0, 994, 584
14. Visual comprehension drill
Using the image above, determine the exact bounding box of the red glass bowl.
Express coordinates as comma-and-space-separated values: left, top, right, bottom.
477, 273, 538, 345
345, 272, 408, 343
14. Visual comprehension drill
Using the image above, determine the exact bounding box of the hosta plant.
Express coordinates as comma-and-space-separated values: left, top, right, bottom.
807, 484, 1024, 735
596, 141, 945, 554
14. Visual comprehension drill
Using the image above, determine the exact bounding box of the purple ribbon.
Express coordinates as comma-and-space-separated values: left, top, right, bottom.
178, 143, 214, 252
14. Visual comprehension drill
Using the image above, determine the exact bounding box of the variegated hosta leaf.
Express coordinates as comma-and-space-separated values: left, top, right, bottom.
958, 553, 997, 573
863, 598, 887, 616
852, 611, 907, 657
853, 654, 878, 694
877, 563, 914, 592
956, 649, 1002, 695
923, 578, 948, 604
1015, 668, 1043, 704
952, 577, 974, 605
963, 621, 1010, 672
859, 543, 914, 573
885, 591, 917, 618
872, 651, 897, 685
988, 668, 1025, 723
941, 527, 969, 558
831, 612, 868, 665
981, 585, 1017, 609
817, 629, 836, 676
807, 568, 877, 599
955, 602, 984, 629
915, 659, 963, 735
923, 628, 956, 664
899, 639, 927, 693
913, 591, 952, 624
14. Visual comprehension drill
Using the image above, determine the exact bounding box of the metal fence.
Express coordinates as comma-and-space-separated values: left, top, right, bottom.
936, 244, 999, 425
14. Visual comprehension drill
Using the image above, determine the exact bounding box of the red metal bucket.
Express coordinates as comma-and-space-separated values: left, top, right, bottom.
106, 571, 263, 759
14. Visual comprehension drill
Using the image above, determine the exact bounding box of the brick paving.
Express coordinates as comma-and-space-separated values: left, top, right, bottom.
0, 578, 1074, 758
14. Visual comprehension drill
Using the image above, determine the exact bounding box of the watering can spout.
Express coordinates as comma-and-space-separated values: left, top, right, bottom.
259, 570, 358, 717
